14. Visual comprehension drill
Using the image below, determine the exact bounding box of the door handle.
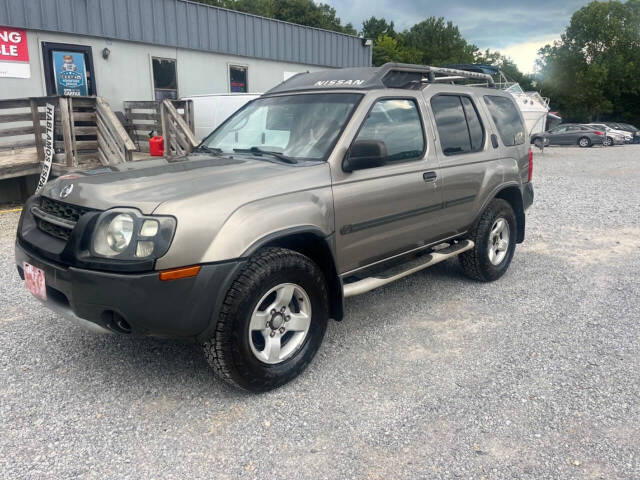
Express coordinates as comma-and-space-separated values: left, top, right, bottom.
423, 171, 437, 182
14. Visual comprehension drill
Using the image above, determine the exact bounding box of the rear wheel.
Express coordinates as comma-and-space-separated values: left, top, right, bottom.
460, 199, 517, 282
578, 137, 592, 148
203, 248, 329, 392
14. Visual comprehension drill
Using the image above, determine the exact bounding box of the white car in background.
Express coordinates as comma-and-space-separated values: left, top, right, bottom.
181, 93, 261, 142
586, 123, 632, 146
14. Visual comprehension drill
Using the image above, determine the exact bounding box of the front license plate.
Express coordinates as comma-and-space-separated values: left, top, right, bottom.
23, 262, 47, 301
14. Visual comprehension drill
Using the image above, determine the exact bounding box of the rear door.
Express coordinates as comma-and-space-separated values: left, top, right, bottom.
331, 92, 445, 274
425, 90, 499, 235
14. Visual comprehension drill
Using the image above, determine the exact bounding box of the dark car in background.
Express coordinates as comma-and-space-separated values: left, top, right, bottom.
531, 123, 605, 148
606, 122, 640, 144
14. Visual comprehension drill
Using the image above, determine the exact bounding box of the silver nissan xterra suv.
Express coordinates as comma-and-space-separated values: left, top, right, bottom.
16, 63, 534, 392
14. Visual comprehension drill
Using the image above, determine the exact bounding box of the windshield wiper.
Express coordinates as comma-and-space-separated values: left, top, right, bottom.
233, 146, 297, 164
193, 145, 224, 155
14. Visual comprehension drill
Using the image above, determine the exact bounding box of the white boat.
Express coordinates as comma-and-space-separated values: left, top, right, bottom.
504, 83, 550, 136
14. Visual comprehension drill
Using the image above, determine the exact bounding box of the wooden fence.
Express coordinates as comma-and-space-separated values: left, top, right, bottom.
0, 96, 136, 180
123, 100, 194, 153
161, 100, 198, 157
0, 96, 197, 181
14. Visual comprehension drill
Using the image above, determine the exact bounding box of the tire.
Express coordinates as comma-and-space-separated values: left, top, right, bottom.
533, 138, 544, 149
203, 247, 329, 392
459, 199, 517, 282
578, 137, 592, 148
604, 136, 614, 147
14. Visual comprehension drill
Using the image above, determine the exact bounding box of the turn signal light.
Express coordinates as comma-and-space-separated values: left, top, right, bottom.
159, 265, 201, 281
528, 148, 533, 182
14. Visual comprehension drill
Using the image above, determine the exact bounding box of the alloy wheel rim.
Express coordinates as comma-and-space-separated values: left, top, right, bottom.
488, 218, 510, 265
248, 283, 312, 364
580, 138, 589, 146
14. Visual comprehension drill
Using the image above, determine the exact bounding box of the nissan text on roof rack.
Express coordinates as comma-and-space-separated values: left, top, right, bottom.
15, 63, 534, 392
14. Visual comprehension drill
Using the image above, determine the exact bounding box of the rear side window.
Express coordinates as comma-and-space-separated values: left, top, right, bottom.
483, 95, 526, 146
430, 95, 484, 156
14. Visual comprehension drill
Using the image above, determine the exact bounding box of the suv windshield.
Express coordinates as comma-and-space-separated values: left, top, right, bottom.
201, 93, 362, 161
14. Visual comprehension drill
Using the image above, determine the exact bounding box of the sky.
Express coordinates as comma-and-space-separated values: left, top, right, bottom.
324, 0, 594, 73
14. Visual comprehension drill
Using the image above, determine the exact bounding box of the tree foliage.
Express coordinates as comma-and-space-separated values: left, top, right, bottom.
193, 2, 533, 93
196, 0, 357, 35
536, 0, 640, 123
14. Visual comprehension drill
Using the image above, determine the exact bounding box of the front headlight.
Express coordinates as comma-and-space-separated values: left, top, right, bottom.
92, 208, 176, 260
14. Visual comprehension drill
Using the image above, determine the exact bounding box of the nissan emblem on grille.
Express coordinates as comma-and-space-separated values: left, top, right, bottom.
59, 184, 74, 199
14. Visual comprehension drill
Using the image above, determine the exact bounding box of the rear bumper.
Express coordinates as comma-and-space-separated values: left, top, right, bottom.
15, 241, 244, 338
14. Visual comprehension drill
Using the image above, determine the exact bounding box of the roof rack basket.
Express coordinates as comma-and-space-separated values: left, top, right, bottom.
376, 63, 495, 89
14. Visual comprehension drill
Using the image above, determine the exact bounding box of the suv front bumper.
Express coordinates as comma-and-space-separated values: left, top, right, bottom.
15, 241, 244, 338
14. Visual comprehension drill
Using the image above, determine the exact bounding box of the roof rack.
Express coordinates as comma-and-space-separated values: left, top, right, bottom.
376, 63, 495, 88
265, 62, 495, 95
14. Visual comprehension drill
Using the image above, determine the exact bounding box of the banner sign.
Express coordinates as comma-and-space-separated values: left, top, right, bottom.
36, 103, 55, 194
0, 26, 30, 78
52, 51, 88, 96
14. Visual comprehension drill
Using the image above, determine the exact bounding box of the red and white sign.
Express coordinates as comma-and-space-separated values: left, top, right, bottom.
0, 26, 30, 78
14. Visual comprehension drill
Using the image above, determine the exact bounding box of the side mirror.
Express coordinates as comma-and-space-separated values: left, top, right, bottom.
342, 140, 387, 172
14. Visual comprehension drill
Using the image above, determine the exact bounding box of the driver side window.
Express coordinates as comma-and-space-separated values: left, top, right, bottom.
353, 98, 425, 164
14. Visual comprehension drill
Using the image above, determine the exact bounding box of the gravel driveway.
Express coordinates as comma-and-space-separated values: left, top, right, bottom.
1, 145, 639, 479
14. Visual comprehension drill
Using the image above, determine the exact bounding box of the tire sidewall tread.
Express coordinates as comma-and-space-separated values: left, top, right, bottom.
460, 198, 517, 282
203, 247, 329, 392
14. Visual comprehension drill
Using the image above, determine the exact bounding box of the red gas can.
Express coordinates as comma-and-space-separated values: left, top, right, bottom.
149, 136, 164, 156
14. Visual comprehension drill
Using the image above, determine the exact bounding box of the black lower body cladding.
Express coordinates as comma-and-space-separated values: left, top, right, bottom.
523, 182, 534, 211
15, 241, 245, 338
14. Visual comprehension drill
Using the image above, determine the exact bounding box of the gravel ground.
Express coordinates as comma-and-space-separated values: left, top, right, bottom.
1, 145, 639, 479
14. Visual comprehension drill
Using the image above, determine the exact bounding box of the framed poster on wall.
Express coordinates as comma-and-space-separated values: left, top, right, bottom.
42, 42, 96, 96
52, 51, 88, 96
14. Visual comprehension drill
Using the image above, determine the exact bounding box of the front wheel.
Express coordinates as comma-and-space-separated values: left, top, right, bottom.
459, 199, 517, 282
604, 136, 614, 147
203, 248, 329, 392
578, 137, 592, 148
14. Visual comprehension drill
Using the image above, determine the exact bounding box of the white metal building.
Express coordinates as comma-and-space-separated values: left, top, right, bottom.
0, 0, 372, 110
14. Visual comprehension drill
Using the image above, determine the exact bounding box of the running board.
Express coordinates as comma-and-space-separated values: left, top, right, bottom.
343, 240, 474, 298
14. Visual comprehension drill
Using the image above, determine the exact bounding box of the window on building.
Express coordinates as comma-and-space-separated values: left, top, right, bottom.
229, 65, 248, 92
483, 95, 526, 146
152, 57, 177, 101
353, 98, 425, 163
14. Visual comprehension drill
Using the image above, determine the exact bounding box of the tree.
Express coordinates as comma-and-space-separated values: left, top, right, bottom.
371, 35, 421, 66
362, 17, 396, 40
536, 0, 640, 123
401, 17, 477, 65
475, 49, 534, 90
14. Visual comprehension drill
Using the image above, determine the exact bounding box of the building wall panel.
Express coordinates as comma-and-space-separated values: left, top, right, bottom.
0, 0, 370, 68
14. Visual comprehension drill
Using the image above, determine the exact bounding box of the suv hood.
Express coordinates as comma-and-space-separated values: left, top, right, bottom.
40, 155, 330, 214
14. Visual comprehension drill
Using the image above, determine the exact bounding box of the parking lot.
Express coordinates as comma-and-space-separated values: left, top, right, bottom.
1, 145, 639, 479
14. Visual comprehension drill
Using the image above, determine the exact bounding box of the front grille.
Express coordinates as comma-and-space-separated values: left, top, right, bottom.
37, 218, 73, 240
35, 197, 95, 242
40, 197, 92, 223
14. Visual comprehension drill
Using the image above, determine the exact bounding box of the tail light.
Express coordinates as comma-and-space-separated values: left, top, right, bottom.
528, 148, 533, 182
594, 131, 603, 136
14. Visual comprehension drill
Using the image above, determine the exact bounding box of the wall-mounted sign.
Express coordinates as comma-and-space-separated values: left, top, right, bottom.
52, 51, 88, 96
0, 26, 30, 78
